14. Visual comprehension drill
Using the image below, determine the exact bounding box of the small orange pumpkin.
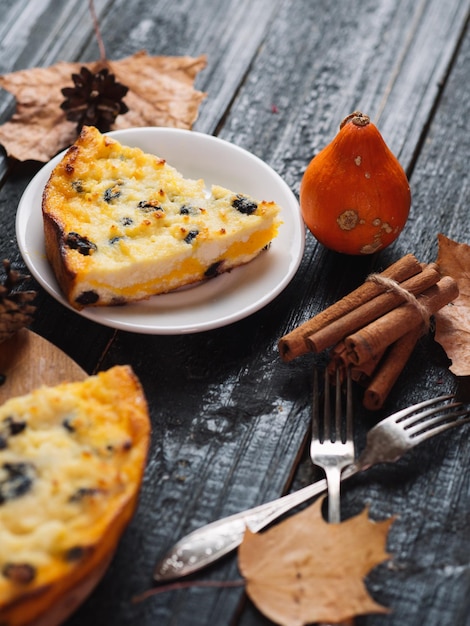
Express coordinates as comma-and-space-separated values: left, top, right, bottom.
300, 112, 411, 255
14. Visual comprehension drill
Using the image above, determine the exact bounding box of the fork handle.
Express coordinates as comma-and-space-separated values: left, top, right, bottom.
154, 464, 359, 581
324, 466, 343, 523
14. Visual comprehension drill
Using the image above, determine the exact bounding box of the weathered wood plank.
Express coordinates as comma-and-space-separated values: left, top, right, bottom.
219, 0, 469, 181
0, 0, 112, 112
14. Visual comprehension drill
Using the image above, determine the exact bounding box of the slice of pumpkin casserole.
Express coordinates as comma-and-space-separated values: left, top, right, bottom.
0, 365, 150, 626
42, 126, 281, 309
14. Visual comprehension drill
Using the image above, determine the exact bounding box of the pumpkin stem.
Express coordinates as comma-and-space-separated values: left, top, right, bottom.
340, 111, 370, 129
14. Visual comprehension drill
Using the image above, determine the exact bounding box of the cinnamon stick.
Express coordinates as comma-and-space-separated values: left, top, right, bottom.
278, 254, 422, 362
326, 342, 348, 380
327, 341, 386, 385
363, 327, 424, 410
306, 262, 440, 353
328, 341, 348, 367
350, 348, 387, 386
344, 275, 459, 366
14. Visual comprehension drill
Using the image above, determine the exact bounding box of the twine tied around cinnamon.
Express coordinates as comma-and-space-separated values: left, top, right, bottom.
365, 273, 431, 331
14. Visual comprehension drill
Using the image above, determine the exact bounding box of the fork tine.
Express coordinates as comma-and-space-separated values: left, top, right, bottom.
406, 410, 470, 441
346, 367, 353, 443
324, 369, 332, 440
335, 368, 341, 440
312, 367, 320, 441
399, 401, 463, 430
409, 415, 470, 444
388, 394, 455, 425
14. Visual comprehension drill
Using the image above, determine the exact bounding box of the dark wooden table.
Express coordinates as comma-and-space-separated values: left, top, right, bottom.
1, 1, 469, 625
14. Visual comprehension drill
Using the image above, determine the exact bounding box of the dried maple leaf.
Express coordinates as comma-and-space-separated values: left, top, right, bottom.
239, 498, 392, 626
0, 51, 207, 162
434, 234, 470, 376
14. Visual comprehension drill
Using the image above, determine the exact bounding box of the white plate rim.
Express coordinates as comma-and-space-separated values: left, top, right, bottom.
16, 127, 305, 334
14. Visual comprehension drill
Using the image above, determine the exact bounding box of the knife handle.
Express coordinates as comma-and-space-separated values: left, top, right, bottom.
154, 476, 333, 581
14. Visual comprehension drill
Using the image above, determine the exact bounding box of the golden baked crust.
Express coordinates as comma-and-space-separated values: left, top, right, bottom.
0, 365, 150, 626
42, 126, 281, 309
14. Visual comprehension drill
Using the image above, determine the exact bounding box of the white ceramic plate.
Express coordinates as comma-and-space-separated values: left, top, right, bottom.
16, 127, 305, 334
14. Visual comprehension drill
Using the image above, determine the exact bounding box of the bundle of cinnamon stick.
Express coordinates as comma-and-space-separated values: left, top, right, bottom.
278, 254, 458, 410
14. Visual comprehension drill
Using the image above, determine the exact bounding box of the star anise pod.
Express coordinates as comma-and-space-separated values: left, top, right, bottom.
0, 260, 36, 344
61, 66, 129, 133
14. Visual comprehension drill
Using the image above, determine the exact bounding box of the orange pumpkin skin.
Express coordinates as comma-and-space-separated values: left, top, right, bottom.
300, 112, 411, 255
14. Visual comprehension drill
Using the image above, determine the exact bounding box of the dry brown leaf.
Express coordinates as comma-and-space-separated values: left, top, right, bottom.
434, 234, 470, 376
238, 498, 392, 626
0, 51, 207, 162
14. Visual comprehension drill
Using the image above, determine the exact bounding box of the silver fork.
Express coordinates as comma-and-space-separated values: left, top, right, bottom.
310, 368, 354, 523
154, 393, 470, 581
